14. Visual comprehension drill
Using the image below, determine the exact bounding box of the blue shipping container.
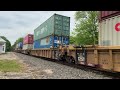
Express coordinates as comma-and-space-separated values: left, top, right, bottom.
34, 35, 69, 49
18, 42, 23, 49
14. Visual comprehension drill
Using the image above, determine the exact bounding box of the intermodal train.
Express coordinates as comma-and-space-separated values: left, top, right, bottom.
15, 12, 120, 73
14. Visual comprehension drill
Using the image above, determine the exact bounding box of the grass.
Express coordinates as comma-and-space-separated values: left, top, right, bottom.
0, 60, 22, 72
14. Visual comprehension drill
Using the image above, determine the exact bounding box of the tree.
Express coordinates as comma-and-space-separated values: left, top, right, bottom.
71, 11, 98, 45
15, 37, 23, 44
11, 37, 23, 51
1, 36, 11, 52
70, 36, 75, 44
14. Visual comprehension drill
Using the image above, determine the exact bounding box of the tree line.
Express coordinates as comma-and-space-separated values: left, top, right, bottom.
70, 11, 99, 46
11, 37, 23, 51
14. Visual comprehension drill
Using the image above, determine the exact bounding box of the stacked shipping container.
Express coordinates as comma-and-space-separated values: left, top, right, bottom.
99, 11, 120, 46
16, 42, 23, 50
23, 34, 34, 50
34, 14, 70, 49
18, 42, 23, 49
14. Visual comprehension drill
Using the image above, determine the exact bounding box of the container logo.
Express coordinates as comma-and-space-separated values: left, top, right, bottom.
115, 23, 120, 32
40, 25, 47, 34
36, 25, 47, 36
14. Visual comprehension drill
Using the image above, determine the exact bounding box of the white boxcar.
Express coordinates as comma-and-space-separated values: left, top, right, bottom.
99, 15, 120, 46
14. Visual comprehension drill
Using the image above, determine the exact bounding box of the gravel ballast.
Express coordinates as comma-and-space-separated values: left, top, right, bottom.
13, 52, 113, 79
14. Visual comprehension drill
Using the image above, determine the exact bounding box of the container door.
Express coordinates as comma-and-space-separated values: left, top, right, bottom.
61, 36, 64, 45
54, 15, 62, 36
59, 36, 62, 45
65, 37, 69, 45
54, 36, 58, 48
62, 37, 69, 45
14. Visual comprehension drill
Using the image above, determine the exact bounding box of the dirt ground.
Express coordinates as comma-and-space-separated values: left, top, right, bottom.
0, 52, 19, 60
0, 52, 56, 79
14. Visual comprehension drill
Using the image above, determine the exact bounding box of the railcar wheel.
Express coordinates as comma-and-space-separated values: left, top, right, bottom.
66, 56, 75, 64
70, 57, 75, 64
57, 55, 63, 61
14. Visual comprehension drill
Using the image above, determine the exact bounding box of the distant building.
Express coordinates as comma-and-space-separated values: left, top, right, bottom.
0, 37, 6, 54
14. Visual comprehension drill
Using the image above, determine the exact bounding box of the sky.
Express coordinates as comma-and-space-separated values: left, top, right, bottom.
0, 11, 76, 45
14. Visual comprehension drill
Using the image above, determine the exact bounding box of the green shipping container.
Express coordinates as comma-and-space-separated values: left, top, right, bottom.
34, 14, 70, 41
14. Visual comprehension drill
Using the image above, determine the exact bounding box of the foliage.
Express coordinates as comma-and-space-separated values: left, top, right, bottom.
70, 11, 99, 45
1, 36, 11, 52
0, 60, 22, 72
11, 37, 23, 51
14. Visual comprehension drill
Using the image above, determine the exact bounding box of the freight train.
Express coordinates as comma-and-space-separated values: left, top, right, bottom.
15, 12, 120, 73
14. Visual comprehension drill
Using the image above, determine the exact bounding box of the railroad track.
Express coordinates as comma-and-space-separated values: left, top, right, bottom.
31, 54, 120, 79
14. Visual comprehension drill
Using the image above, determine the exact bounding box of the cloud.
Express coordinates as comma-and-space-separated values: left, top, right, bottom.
0, 11, 76, 45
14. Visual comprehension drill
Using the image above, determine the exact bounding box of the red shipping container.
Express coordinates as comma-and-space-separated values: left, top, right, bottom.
99, 11, 120, 21
108, 11, 112, 16
101, 11, 104, 17
23, 34, 33, 45
105, 11, 107, 16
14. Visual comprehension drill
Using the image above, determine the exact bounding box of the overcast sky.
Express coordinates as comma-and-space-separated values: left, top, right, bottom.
0, 11, 76, 45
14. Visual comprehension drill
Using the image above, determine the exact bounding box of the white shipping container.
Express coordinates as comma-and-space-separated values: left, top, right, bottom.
99, 15, 120, 46
16, 44, 19, 49
23, 44, 33, 50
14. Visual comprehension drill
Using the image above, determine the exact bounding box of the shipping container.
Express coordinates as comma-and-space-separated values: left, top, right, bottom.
18, 42, 23, 49
23, 34, 33, 45
99, 11, 120, 21
23, 44, 33, 50
34, 14, 70, 41
34, 35, 69, 49
99, 15, 120, 46
16, 44, 19, 49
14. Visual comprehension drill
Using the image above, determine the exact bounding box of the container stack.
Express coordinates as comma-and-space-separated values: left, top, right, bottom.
18, 42, 23, 49
34, 14, 70, 49
23, 34, 33, 50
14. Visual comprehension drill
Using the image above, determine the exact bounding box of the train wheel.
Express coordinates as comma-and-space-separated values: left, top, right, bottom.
70, 57, 75, 64
66, 56, 75, 64
75, 59, 78, 64
57, 55, 62, 61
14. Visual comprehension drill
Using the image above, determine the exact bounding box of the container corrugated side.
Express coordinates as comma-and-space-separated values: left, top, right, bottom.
23, 34, 33, 44
34, 36, 52, 49
22, 44, 33, 50
33, 35, 69, 49
54, 14, 70, 36
18, 42, 23, 49
99, 15, 120, 46
34, 14, 70, 41
99, 11, 120, 21
62, 16, 70, 36
34, 15, 54, 41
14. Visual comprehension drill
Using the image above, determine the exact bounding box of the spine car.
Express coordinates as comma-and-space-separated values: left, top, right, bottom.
15, 45, 120, 73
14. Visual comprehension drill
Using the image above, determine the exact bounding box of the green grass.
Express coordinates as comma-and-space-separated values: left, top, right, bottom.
0, 60, 22, 72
